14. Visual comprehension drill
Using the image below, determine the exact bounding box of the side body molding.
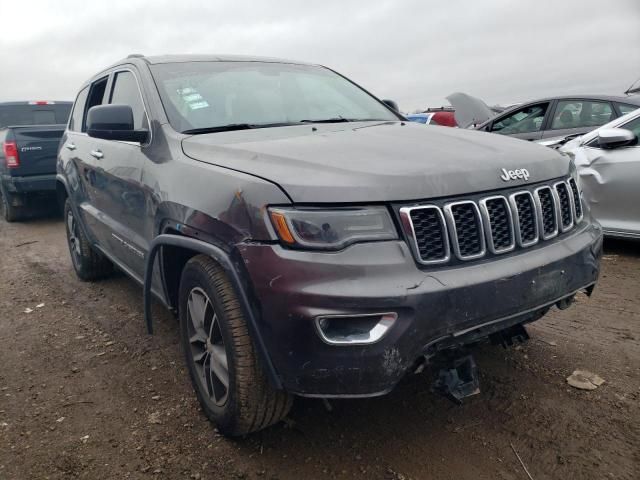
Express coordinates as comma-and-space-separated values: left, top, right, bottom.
143, 234, 282, 390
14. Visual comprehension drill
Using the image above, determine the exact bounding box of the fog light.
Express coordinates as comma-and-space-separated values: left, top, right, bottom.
314, 312, 397, 345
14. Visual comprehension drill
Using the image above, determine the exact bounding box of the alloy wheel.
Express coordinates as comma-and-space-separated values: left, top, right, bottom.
187, 287, 229, 406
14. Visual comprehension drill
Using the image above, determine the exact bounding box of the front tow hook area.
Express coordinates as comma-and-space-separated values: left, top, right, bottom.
432, 354, 481, 405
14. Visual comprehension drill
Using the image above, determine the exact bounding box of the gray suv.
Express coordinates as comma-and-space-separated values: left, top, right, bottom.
57, 55, 602, 436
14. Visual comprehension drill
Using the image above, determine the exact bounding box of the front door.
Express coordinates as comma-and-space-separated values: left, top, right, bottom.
580, 116, 640, 236
86, 68, 151, 279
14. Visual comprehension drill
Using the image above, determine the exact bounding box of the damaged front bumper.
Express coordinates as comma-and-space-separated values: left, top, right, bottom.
240, 220, 602, 397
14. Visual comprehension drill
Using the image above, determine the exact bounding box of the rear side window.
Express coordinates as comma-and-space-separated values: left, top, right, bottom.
110, 71, 146, 129
83, 77, 108, 132
551, 100, 614, 130
616, 103, 639, 116
0, 104, 71, 128
69, 87, 89, 132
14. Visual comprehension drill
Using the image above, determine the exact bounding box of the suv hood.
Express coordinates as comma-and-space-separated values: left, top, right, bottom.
181, 122, 570, 203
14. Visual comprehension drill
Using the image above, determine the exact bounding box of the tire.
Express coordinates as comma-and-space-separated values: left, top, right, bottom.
64, 199, 113, 281
1, 188, 22, 222
179, 254, 292, 436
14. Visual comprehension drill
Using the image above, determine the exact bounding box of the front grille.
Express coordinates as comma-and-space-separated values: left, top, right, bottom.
536, 187, 558, 238
482, 197, 514, 251
555, 182, 573, 230
512, 192, 538, 245
447, 202, 484, 258
568, 178, 582, 219
401, 177, 583, 265
406, 207, 448, 263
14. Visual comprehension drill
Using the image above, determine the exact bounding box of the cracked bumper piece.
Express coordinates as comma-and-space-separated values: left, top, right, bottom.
240, 221, 602, 397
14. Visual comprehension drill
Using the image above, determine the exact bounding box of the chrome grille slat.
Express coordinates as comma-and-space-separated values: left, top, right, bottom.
554, 181, 574, 231
479, 196, 515, 254
399, 206, 450, 265
534, 186, 559, 239
401, 178, 581, 266
509, 191, 539, 247
444, 201, 486, 260
568, 178, 583, 221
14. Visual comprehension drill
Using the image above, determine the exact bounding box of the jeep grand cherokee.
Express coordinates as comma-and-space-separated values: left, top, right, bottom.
57, 55, 602, 436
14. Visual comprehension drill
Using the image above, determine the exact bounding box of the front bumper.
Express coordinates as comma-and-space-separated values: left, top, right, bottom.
240, 220, 602, 397
1, 173, 57, 194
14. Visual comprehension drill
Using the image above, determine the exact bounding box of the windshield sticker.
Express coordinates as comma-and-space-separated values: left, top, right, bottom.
176, 87, 210, 110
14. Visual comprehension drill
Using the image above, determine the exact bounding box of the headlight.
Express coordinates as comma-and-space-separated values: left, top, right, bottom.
268, 206, 398, 250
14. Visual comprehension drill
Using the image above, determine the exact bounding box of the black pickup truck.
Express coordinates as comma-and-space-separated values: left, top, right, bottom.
0, 101, 72, 221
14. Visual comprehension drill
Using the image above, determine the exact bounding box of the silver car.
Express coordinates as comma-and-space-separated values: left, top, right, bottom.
560, 108, 640, 239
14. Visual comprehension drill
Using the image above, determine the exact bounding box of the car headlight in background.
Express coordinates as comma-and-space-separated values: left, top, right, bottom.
269, 206, 398, 250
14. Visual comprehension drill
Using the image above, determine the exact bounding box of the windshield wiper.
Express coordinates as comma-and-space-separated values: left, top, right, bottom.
299, 117, 351, 124
183, 121, 304, 135
299, 118, 395, 124
182, 124, 254, 134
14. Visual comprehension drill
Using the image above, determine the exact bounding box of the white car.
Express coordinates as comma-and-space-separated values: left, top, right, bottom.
560, 107, 640, 239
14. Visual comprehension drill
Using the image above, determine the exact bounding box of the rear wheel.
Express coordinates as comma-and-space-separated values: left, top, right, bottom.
64, 199, 112, 281
179, 255, 292, 436
1, 189, 22, 222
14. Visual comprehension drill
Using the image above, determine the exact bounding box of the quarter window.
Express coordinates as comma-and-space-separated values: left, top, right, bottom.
616, 103, 639, 116
551, 100, 613, 130
69, 87, 89, 132
620, 116, 640, 138
490, 103, 548, 134
110, 71, 146, 130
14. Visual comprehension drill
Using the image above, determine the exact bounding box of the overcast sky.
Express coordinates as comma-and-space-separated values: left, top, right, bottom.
1, 0, 639, 111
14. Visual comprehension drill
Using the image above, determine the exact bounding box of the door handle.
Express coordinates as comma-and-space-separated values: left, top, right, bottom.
65, 142, 76, 151
90, 149, 104, 159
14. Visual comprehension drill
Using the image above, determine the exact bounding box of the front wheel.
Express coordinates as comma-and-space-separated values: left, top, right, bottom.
179, 255, 292, 436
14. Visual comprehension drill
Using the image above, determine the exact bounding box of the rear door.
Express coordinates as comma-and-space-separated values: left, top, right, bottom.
84, 68, 151, 279
68, 77, 110, 246
542, 99, 616, 139
487, 102, 550, 141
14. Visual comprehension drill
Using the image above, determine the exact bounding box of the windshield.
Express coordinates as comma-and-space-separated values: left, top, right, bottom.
0, 104, 71, 128
150, 61, 398, 133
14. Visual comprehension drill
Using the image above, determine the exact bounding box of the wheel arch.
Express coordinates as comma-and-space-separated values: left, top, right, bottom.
146, 232, 283, 390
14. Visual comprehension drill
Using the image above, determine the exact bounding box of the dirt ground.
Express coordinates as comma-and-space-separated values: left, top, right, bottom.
0, 213, 638, 480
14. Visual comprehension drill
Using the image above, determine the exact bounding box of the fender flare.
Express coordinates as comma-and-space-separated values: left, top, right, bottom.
144, 234, 282, 389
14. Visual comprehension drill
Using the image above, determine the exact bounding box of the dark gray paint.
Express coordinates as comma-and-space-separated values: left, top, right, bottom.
58, 55, 603, 397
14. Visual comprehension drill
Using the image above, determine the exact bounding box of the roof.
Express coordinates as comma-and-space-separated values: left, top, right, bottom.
521, 94, 640, 105
130, 54, 315, 66
0, 101, 72, 106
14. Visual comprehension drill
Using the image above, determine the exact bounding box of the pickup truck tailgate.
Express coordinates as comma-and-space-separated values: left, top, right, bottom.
6, 125, 66, 177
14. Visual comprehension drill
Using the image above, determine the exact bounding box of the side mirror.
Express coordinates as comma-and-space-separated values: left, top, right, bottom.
597, 128, 637, 149
87, 104, 149, 143
382, 99, 399, 112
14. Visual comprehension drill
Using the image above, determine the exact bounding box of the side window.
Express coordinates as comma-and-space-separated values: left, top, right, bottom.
110, 71, 146, 129
551, 100, 613, 130
490, 103, 549, 134
83, 77, 109, 132
68, 87, 89, 132
616, 103, 639, 116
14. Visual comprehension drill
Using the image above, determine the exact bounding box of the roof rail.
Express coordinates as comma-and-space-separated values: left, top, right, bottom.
127, 54, 144, 59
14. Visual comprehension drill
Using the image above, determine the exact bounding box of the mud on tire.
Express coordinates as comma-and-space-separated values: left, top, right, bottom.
64, 199, 113, 281
179, 254, 293, 436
